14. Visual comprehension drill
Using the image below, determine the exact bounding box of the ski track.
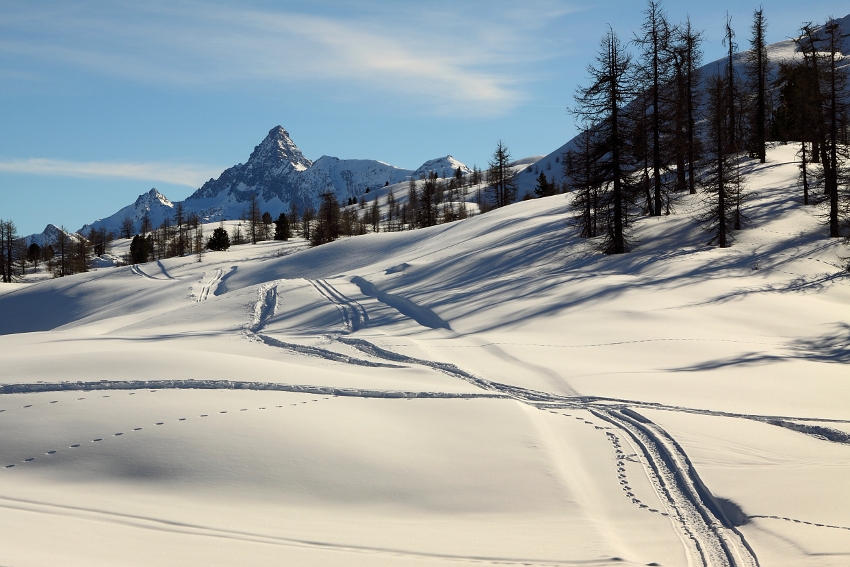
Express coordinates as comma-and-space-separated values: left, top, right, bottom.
196, 269, 223, 302
339, 336, 760, 567
130, 265, 160, 280
0, 494, 626, 567
308, 279, 369, 333
245, 281, 399, 367
4, 280, 843, 565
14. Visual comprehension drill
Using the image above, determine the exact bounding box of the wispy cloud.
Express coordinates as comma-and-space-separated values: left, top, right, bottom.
0, 158, 221, 188
0, 0, 581, 116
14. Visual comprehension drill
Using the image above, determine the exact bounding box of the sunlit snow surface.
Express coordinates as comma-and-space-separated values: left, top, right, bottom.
1, 145, 848, 566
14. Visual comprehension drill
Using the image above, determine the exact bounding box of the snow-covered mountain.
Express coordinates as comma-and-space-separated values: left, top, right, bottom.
79, 188, 174, 236
22, 224, 84, 248
412, 156, 471, 179
298, 156, 413, 204
77, 126, 469, 235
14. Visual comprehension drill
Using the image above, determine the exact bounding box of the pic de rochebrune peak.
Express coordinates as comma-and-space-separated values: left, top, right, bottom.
78, 126, 469, 235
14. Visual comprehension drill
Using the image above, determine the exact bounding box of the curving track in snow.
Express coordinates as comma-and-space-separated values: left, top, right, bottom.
308, 279, 369, 333
196, 269, 223, 302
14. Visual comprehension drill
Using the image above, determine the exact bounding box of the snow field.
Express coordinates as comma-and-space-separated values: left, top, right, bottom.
0, 145, 848, 565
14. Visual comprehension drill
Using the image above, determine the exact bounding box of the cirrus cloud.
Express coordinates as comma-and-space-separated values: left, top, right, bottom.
0, 157, 222, 188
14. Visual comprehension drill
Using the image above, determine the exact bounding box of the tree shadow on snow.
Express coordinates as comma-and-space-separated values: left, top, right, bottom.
668, 323, 850, 371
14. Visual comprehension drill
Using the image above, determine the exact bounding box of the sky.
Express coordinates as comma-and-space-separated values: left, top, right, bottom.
1, 0, 847, 235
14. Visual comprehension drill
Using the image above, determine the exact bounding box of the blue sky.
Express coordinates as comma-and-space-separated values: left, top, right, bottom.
1, 0, 846, 235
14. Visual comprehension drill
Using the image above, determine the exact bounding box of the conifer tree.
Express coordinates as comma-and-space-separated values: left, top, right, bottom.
207, 226, 230, 251
120, 216, 135, 240
565, 128, 604, 238
700, 71, 749, 247
312, 192, 341, 246
746, 7, 769, 163
572, 28, 634, 254
486, 141, 518, 208
634, 1, 672, 216
274, 213, 290, 241
0, 220, 19, 282
821, 17, 848, 237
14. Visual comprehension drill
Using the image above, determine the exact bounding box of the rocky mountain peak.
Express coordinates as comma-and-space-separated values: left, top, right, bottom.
248, 126, 313, 172
133, 188, 173, 210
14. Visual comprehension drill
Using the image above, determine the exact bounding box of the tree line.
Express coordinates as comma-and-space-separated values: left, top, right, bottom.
0, 219, 103, 281
566, 3, 848, 253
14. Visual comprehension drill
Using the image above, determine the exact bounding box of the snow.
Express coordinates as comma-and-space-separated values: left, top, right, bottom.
411, 155, 471, 179
1, 144, 849, 566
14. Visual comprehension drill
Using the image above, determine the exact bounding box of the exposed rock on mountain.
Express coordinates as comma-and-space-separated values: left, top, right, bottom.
77, 126, 468, 235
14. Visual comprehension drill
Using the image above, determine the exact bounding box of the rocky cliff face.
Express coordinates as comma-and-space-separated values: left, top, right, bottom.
188, 126, 312, 204
182, 125, 416, 219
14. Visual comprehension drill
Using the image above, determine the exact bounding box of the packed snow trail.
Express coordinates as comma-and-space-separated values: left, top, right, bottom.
196, 269, 223, 302
336, 335, 760, 567
0, 380, 501, 399
309, 279, 369, 332
245, 282, 400, 367
591, 408, 759, 567
0, 493, 628, 567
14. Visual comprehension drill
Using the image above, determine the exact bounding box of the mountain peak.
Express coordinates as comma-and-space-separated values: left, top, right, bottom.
134, 188, 173, 209
413, 155, 471, 179
249, 126, 313, 172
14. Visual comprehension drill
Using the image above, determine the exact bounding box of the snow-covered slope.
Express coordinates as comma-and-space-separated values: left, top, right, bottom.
1, 145, 848, 566
21, 223, 85, 248
79, 188, 175, 236
300, 155, 413, 203
412, 155, 471, 179
517, 14, 850, 197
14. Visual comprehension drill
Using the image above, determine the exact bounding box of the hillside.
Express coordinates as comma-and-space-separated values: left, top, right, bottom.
517, 14, 850, 198
1, 145, 848, 566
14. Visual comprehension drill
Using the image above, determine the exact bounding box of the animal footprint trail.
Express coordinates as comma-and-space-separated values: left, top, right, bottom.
749, 515, 850, 531
1, 394, 337, 471
335, 336, 761, 567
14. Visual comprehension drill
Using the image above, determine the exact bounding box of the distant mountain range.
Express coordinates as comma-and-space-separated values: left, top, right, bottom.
75, 126, 470, 236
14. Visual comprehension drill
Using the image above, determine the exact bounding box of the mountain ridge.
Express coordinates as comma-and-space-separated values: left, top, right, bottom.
75, 126, 469, 235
